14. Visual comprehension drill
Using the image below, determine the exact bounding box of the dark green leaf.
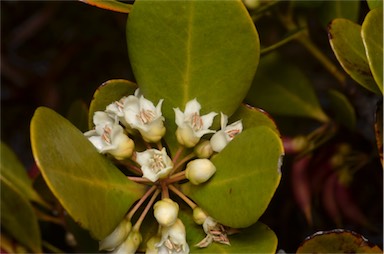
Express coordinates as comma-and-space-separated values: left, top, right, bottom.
31, 107, 146, 239
329, 18, 380, 94
327, 89, 356, 130
245, 53, 329, 122
318, 1, 360, 27
182, 126, 283, 228
361, 8, 383, 93
1, 178, 41, 253
367, 0, 383, 10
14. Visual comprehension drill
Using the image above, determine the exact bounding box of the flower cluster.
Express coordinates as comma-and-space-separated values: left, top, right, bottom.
84, 91, 243, 253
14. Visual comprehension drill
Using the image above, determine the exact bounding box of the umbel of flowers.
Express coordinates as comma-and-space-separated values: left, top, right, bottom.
84, 89, 242, 253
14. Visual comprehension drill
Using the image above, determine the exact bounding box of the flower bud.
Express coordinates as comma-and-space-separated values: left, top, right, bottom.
154, 198, 179, 227
194, 140, 213, 158
113, 230, 142, 254
185, 159, 216, 185
193, 207, 208, 225
176, 126, 200, 148
109, 134, 135, 160
99, 218, 132, 251
145, 235, 161, 254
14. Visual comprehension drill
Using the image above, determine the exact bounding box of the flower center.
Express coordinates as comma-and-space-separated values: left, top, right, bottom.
138, 109, 155, 124
190, 112, 203, 131
164, 239, 183, 252
150, 153, 166, 173
102, 126, 112, 144
115, 98, 125, 113
226, 129, 240, 139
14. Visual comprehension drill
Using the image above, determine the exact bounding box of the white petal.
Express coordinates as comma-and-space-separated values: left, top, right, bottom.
220, 112, 228, 130
174, 108, 185, 127
210, 131, 228, 153
200, 112, 218, 130
184, 98, 201, 116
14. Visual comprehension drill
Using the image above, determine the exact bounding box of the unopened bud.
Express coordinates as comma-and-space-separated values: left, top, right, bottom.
154, 198, 179, 227
194, 140, 213, 158
113, 230, 142, 254
99, 218, 132, 251
185, 159, 216, 185
193, 207, 208, 225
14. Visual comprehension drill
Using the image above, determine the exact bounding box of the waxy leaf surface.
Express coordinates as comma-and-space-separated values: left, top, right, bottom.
246, 53, 329, 122
329, 18, 380, 94
361, 8, 383, 93
31, 107, 146, 239
182, 126, 283, 228
88, 79, 137, 129
1, 178, 41, 253
127, 0, 260, 151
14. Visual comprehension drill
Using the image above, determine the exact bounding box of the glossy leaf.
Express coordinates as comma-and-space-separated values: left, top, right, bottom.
88, 79, 137, 129
245, 53, 329, 122
230, 104, 279, 134
1, 178, 41, 253
297, 229, 382, 253
367, 0, 383, 10
79, 0, 132, 13
329, 18, 380, 94
318, 0, 360, 27
31, 107, 146, 239
0, 142, 48, 208
327, 89, 356, 130
362, 8, 383, 93
182, 126, 283, 228
179, 208, 278, 253
127, 0, 260, 151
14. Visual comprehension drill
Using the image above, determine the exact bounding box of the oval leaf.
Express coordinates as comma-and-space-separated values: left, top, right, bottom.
327, 89, 357, 130
80, 0, 132, 13
1, 178, 41, 253
297, 229, 382, 253
0, 142, 48, 208
88, 79, 137, 129
182, 126, 283, 228
245, 53, 329, 122
31, 107, 146, 239
329, 18, 380, 94
127, 0, 260, 135
361, 8, 383, 93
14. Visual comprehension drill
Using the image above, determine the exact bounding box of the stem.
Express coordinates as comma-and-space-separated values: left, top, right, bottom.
161, 181, 169, 199
42, 241, 66, 253
172, 152, 196, 174
127, 176, 151, 184
172, 146, 185, 164
260, 29, 305, 55
133, 189, 160, 231
120, 160, 142, 175
168, 184, 197, 209
157, 141, 163, 150
166, 171, 186, 184
127, 185, 157, 220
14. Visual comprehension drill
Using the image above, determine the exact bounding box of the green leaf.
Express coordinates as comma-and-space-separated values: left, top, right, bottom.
80, 0, 132, 13
328, 18, 380, 94
0, 142, 49, 208
88, 79, 137, 129
179, 207, 278, 253
367, 0, 383, 10
327, 89, 356, 130
318, 0, 360, 27
127, 0, 260, 150
1, 178, 41, 253
230, 104, 279, 134
31, 107, 146, 239
182, 126, 283, 228
361, 8, 383, 93
245, 53, 329, 122
296, 229, 382, 253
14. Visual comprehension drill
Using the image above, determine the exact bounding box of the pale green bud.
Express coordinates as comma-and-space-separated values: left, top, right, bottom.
154, 198, 179, 227
99, 218, 132, 251
194, 140, 213, 158
185, 159, 216, 185
193, 207, 208, 225
112, 230, 142, 254
145, 235, 161, 254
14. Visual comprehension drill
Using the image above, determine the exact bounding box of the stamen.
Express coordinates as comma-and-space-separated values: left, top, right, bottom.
102, 126, 112, 144
138, 109, 155, 124
150, 153, 165, 173
190, 112, 203, 131
226, 129, 240, 139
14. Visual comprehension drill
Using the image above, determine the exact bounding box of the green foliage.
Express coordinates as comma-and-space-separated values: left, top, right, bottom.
30, 107, 146, 239
327, 89, 356, 130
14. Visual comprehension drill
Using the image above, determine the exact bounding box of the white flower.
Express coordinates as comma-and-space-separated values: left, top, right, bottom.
105, 96, 132, 127
156, 219, 189, 254
99, 218, 132, 251
136, 148, 173, 182
185, 159, 216, 185
174, 99, 217, 148
85, 120, 134, 160
154, 198, 179, 227
124, 95, 166, 143
196, 217, 230, 248
210, 113, 243, 153
112, 230, 142, 254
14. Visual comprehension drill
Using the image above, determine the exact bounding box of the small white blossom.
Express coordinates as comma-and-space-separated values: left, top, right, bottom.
156, 219, 189, 254
210, 113, 243, 153
105, 96, 132, 127
124, 95, 166, 143
154, 198, 179, 227
99, 218, 132, 251
136, 148, 173, 182
174, 99, 217, 148
85, 118, 134, 160
196, 217, 230, 248
185, 159, 216, 185
112, 230, 142, 254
